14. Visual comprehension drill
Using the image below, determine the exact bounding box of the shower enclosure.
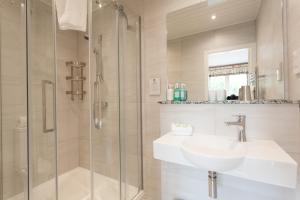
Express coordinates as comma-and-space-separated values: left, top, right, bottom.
0, 0, 143, 200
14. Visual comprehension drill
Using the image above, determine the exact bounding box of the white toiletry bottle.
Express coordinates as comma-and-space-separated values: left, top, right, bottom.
167, 84, 174, 102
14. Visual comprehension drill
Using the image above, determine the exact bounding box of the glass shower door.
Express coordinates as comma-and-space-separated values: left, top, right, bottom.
91, 2, 121, 200
1, 0, 57, 199
118, 8, 143, 200
27, 0, 57, 199
91, 1, 142, 200
0, 0, 28, 200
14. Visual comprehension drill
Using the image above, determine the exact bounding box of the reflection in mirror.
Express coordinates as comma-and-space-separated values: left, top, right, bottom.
167, 0, 286, 102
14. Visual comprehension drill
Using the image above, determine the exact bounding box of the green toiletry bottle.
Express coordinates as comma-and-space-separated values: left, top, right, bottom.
173, 83, 181, 102
180, 83, 187, 101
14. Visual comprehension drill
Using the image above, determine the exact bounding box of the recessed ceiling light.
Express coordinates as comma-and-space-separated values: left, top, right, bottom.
211, 15, 217, 20
98, 3, 102, 8
208, 0, 227, 7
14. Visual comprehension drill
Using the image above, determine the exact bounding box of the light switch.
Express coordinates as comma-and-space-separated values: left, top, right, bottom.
149, 77, 161, 96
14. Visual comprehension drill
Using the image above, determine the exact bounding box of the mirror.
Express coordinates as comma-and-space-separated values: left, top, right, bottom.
167, 0, 287, 101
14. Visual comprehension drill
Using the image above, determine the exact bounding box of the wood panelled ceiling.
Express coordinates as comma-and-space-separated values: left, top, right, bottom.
167, 0, 262, 40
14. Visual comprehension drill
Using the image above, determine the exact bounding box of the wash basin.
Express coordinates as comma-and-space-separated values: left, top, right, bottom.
154, 133, 298, 188
181, 135, 246, 172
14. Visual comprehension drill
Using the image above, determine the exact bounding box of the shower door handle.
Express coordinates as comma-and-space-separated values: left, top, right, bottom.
93, 81, 102, 129
42, 80, 55, 133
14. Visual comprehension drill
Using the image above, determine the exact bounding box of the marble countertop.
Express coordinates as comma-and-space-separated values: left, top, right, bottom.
158, 99, 299, 105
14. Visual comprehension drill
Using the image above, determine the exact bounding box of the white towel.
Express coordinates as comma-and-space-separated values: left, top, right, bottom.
56, 0, 87, 32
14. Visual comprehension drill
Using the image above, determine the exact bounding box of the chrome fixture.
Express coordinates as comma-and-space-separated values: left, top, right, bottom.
208, 171, 217, 199
114, 2, 135, 31
225, 115, 247, 142
65, 61, 86, 101
42, 80, 55, 133
94, 35, 104, 82
93, 35, 106, 129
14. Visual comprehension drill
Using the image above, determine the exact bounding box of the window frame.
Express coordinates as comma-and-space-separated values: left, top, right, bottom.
204, 43, 256, 100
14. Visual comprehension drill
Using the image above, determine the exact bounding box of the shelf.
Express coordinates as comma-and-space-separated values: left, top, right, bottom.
66, 61, 86, 68
66, 91, 86, 95
66, 61, 86, 101
66, 76, 86, 81
158, 99, 297, 105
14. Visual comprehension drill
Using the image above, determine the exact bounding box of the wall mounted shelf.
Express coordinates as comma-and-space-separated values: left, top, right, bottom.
65, 61, 86, 101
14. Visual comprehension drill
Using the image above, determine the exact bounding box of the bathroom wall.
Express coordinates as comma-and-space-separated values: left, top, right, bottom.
287, 0, 300, 101
287, 0, 300, 196
286, 0, 300, 197
167, 21, 256, 101
256, 0, 285, 99
142, 0, 300, 199
77, 32, 90, 171
141, 1, 204, 199
160, 104, 300, 200
56, 29, 81, 175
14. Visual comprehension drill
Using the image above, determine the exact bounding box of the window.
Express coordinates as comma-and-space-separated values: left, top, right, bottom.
208, 48, 249, 97
209, 74, 248, 96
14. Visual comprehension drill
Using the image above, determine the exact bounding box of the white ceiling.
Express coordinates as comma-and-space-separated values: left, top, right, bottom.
167, 0, 262, 40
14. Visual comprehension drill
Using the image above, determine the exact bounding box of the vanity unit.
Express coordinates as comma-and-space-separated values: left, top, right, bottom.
154, 102, 299, 199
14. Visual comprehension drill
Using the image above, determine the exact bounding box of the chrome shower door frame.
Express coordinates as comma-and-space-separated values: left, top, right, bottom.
116, 4, 144, 200
0, 9, 2, 200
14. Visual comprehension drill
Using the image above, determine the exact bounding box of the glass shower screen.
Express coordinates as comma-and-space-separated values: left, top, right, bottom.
91, 1, 143, 200
0, 0, 142, 200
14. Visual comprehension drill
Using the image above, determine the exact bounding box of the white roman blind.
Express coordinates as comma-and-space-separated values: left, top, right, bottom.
209, 62, 248, 77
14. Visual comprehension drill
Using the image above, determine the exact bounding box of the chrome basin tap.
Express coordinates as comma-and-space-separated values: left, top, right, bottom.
225, 115, 246, 142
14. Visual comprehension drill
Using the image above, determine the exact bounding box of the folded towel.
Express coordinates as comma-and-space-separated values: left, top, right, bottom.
56, 0, 87, 32
170, 123, 193, 136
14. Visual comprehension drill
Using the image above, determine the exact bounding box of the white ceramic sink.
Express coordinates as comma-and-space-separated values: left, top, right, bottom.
181, 135, 246, 172
153, 133, 298, 188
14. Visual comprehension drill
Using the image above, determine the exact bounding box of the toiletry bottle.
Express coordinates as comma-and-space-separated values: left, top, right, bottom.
173, 83, 181, 102
180, 83, 187, 101
166, 84, 174, 102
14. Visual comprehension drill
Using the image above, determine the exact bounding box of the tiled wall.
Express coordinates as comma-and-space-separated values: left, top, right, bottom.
256, 0, 285, 99
142, 1, 204, 199
56, 29, 81, 175
288, 0, 300, 100
167, 21, 256, 101
77, 32, 90, 171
